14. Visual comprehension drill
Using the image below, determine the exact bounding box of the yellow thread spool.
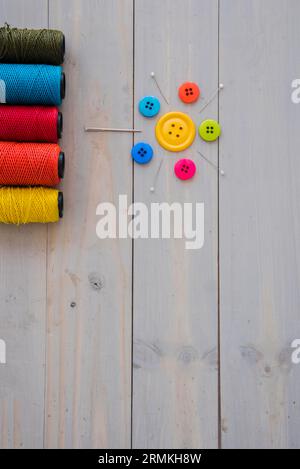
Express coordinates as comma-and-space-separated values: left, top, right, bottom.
0, 187, 63, 224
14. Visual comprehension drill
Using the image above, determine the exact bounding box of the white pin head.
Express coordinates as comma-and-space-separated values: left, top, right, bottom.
199, 83, 225, 114
150, 72, 169, 104
197, 150, 225, 176
150, 160, 164, 194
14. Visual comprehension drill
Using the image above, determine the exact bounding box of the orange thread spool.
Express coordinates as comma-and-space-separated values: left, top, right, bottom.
0, 142, 65, 186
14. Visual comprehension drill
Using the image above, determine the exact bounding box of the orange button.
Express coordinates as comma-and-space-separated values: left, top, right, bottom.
178, 82, 200, 104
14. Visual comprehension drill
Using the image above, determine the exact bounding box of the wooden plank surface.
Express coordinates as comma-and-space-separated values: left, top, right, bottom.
132, 0, 219, 449
219, 0, 300, 449
45, 0, 133, 448
0, 0, 48, 449
1, 0, 300, 449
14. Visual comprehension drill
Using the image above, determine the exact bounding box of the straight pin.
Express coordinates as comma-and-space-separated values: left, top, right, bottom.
150, 72, 169, 105
198, 83, 224, 114
150, 159, 164, 193
84, 127, 142, 133
197, 150, 225, 176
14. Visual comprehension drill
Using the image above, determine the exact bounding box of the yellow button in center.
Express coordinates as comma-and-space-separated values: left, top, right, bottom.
155, 111, 196, 152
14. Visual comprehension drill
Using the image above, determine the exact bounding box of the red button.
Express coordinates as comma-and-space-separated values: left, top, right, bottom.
174, 159, 196, 180
178, 82, 200, 103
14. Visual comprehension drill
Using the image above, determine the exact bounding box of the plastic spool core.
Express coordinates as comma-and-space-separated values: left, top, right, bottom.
60, 72, 66, 100
57, 111, 63, 139
61, 34, 66, 62
58, 192, 64, 218
58, 151, 65, 179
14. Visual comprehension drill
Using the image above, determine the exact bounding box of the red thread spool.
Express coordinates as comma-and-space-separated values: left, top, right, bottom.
0, 142, 65, 186
0, 105, 62, 143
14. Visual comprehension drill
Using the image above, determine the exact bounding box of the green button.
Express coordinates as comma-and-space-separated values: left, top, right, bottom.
199, 119, 221, 142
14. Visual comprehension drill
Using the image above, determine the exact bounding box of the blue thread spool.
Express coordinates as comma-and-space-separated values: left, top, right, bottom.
0, 63, 64, 106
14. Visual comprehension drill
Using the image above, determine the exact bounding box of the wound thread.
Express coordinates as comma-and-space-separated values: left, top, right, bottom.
0, 25, 65, 224
0, 142, 64, 186
0, 24, 65, 65
0, 63, 64, 105
0, 187, 61, 224
0, 105, 62, 142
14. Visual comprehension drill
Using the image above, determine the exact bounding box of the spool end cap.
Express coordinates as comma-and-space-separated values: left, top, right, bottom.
58, 151, 65, 179
61, 34, 66, 63
57, 112, 63, 139
61, 72, 66, 100
58, 192, 64, 218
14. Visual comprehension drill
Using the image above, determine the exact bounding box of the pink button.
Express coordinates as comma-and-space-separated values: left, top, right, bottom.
174, 159, 196, 180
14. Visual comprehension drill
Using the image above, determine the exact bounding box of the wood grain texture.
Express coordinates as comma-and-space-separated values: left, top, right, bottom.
45, 0, 133, 448
1, 0, 300, 449
132, 0, 219, 449
0, 0, 48, 449
219, 0, 300, 449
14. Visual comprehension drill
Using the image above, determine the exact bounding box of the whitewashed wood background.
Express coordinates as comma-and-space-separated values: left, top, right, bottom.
0, 0, 299, 449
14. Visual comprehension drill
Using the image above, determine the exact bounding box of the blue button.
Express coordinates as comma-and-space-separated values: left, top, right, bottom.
131, 142, 153, 164
139, 96, 160, 118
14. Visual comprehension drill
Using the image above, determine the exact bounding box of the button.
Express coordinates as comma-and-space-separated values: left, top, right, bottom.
155, 112, 196, 152
199, 119, 221, 142
139, 95, 160, 118
131, 142, 153, 164
174, 159, 196, 180
178, 82, 200, 104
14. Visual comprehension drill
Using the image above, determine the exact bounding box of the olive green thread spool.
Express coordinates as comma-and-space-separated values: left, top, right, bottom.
0, 23, 65, 65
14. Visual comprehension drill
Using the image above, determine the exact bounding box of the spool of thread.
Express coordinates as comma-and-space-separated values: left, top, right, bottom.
0, 142, 65, 186
0, 105, 62, 142
0, 63, 65, 105
0, 25, 65, 65
0, 187, 63, 224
